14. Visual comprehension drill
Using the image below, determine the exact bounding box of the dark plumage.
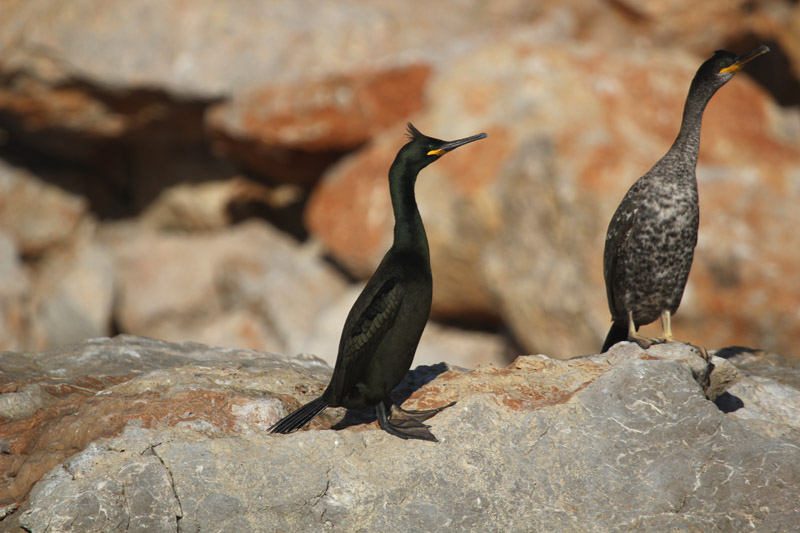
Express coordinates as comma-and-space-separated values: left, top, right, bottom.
270, 124, 487, 441
602, 46, 769, 353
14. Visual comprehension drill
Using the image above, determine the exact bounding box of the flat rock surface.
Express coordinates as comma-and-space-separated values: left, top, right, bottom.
1, 336, 798, 531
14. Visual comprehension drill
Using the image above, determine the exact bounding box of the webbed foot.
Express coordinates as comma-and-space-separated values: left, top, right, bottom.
374, 400, 455, 442
375, 401, 438, 441
628, 330, 659, 350
391, 401, 456, 422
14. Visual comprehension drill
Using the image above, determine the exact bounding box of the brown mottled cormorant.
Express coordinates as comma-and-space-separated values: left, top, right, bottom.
601, 46, 769, 353
270, 123, 487, 441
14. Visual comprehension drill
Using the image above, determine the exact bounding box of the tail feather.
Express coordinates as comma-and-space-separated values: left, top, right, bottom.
269, 396, 329, 434
602, 322, 628, 353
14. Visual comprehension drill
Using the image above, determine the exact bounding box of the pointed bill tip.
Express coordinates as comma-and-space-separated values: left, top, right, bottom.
739, 45, 770, 63
429, 132, 488, 156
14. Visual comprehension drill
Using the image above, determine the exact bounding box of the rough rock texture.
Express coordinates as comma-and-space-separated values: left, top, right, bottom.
2, 336, 799, 531
0, 336, 329, 511
716, 348, 800, 442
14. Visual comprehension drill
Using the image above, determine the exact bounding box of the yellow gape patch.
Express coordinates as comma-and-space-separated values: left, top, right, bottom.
719, 63, 744, 75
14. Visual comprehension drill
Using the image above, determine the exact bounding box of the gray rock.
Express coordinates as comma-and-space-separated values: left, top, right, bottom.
0, 384, 53, 422
31, 238, 116, 348
0, 334, 324, 382
715, 348, 800, 442
106, 221, 348, 355
21, 432, 181, 533
0, 0, 539, 98
3, 337, 799, 531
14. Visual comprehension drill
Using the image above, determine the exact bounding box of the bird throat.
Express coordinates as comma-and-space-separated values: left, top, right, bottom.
669, 77, 718, 173
388, 168, 429, 255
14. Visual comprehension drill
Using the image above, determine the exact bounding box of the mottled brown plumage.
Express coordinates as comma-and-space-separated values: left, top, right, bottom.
602, 46, 769, 352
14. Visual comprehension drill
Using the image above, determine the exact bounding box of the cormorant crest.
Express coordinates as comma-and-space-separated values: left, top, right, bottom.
406, 123, 424, 142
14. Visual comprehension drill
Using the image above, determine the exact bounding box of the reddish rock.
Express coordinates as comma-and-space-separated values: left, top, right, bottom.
308, 40, 800, 357
0, 0, 799, 362
305, 122, 508, 319
207, 65, 431, 185
0, 336, 332, 507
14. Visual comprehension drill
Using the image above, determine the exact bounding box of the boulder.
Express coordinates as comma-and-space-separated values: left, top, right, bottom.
206, 64, 432, 186
29, 236, 115, 348
0, 162, 113, 351
307, 38, 800, 357
1, 0, 799, 369
0, 161, 88, 257
715, 348, 800, 442
106, 221, 348, 355
1, 337, 798, 531
0, 335, 328, 512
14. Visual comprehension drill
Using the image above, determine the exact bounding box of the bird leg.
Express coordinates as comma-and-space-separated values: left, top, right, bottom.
655, 309, 677, 344
375, 400, 438, 442
626, 310, 658, 349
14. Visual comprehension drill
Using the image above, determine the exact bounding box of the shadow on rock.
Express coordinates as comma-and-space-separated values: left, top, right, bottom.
715, 391, 745, 413
332, 363, 453, 430
714, 345, 767, 359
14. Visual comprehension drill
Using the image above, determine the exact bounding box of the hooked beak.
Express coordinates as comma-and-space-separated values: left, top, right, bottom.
427, 132, 488, 156
720, 45, 770, 75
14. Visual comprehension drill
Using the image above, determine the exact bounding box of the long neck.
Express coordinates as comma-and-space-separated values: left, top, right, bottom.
662, 77, 718, 175
388, 162, 429, 256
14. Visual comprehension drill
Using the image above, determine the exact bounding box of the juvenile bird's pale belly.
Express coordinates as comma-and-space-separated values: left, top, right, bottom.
621, 191, 698, 325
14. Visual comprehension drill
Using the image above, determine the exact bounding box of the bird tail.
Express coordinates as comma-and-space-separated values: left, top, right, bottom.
602, 322, 628, 353
269, 396, 329, 434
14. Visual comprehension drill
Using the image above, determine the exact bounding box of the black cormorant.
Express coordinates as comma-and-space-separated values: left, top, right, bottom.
602, 46, 770, 353
270, 123, 487, 441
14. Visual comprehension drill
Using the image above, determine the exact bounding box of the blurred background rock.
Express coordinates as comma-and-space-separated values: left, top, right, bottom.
0, 0, 798, 365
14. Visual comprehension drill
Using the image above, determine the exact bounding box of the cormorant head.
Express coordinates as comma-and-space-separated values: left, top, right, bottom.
694, 46, 769, 90
396, 123, 487, 174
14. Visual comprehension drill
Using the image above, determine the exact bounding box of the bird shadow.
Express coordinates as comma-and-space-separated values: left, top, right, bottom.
709, 345, 764, 414
713, 345, 765, 359
714, 391, 745, 413
331, 363, 452, 430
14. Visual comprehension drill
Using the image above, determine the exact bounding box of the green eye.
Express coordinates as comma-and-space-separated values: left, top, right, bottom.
718, 60, 728, 68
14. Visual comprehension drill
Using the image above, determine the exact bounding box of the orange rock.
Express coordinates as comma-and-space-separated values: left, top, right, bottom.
307, 41, 800, 357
